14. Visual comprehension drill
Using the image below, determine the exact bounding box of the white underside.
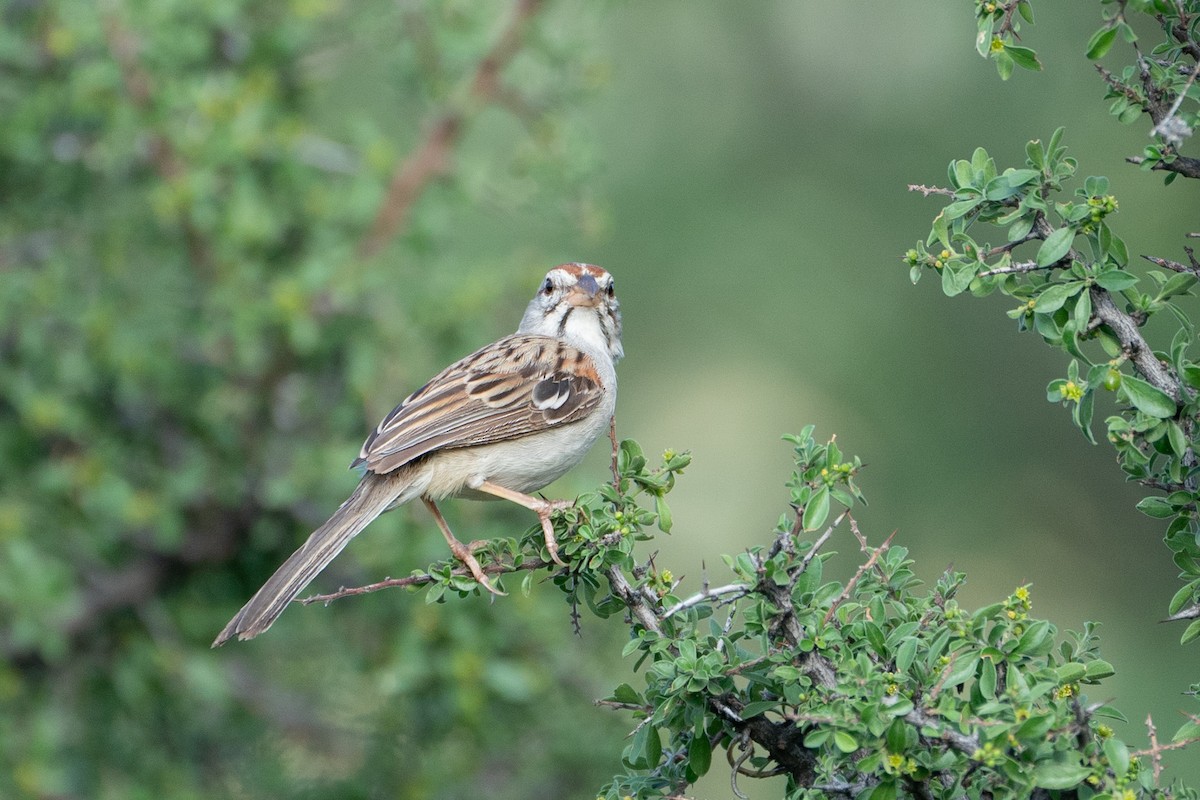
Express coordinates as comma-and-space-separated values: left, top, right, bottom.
395, 399, 615, 505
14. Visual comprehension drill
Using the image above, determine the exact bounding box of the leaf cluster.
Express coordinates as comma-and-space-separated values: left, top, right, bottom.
908, 0, 1200, 643
473, 433, 1200, 799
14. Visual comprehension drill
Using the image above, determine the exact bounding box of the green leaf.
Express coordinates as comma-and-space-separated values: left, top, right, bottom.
1181, 619, 1200, 645
1135, 496, 1176, 519
1172, 718, 1200, 742
930, 211, 950, 249
1055, 662, 1086, 683
802, 486, 830, 531
1103, 738, 1129, 777
976, 17, 995, 58
611, 683, 642, 704
832, 731, 859, 754
1004, 45, 1042, 71
979, 657, 997, 698
942, 264, 976, 297
1037, 227, 1075, 266
943, 198, 981, 220
1094, 269, 1137, 291
1033, 760, 1092, 789
1121, 375, 1177, 418
1086, 26, 1118, 60
943, 654, 979, 688
1015, 714, 1055, 741
1108, 232, 1129, 265
803, 728, 830, 748
1033, 282, 1081, 314
1158, 272, 1197, 300
655, 494, 673, 533
1073, 289, 1092, 333
867, 781, 898, 800
1169, 580, 1198, 616
1014, 619, 1053, 656
739, 700, 777, 719
1005, 168, 1041, 187
687, 731, 712, 778
624, 724, 662, 770
1084, 659, 1115, 680
885, 718, 909, 753
1026, 139, 1045, 170
952, 159, 974, 188
895, 638, 917, 673
1073, 388, 1096, 444
1168, 421, 1187, 457
994, 49, 1014, 81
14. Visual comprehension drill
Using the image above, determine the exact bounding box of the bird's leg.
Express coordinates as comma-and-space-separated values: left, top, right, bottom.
473, 480, 571, 566
422, 497, 505, 596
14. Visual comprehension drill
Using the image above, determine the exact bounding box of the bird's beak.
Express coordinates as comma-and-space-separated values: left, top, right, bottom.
566, 274, 602, 307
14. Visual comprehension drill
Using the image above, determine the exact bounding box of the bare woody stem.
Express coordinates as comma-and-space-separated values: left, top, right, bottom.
357, 0, 546, 259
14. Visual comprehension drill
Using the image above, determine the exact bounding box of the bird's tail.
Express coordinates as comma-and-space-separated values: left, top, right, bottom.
213, 473, 405, 646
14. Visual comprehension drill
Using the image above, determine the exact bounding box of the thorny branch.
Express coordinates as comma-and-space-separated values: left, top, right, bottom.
1126, 153, 1200, 179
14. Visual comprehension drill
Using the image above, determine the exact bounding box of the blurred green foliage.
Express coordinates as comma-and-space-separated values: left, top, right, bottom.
0, 0, 626, 797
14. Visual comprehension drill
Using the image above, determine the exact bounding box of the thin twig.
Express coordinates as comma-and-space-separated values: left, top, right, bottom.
905, 707, 980, 755
1161, 602, 1200, 622
1143, 253, 1200, 277
609, 415, 621, 487
300, 528, 625, 605
907, 184, 956, 197
1125, 154, 1200, 179
1145, 715, 1164, 784
594, 699, 653, 713
798, 512, 844, 575
662, 583, 750, 620
823, 530, 896, 625
299, 554, 555, 604
977, 260, 1049, 278
1132, 714, 1200, 776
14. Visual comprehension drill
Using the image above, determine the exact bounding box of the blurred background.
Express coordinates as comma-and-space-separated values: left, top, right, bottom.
3, 1, 1199, 797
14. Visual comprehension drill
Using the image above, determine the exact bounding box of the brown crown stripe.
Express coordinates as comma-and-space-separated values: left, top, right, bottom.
554, 263, 608, 280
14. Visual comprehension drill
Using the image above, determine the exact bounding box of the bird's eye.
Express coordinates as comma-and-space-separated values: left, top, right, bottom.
606, 281, 615, 297
541, 278, 554, 296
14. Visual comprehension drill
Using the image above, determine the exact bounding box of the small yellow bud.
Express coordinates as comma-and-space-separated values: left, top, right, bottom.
1059, 381, 1083, 402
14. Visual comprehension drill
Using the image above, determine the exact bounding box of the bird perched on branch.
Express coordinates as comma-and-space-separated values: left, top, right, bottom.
213, 264, 622, 645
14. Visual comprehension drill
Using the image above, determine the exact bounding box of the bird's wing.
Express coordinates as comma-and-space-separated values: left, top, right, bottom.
353, 333, 605, 474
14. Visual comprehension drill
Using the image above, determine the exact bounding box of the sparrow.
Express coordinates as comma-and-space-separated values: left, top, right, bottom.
213, 264, 622, 645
